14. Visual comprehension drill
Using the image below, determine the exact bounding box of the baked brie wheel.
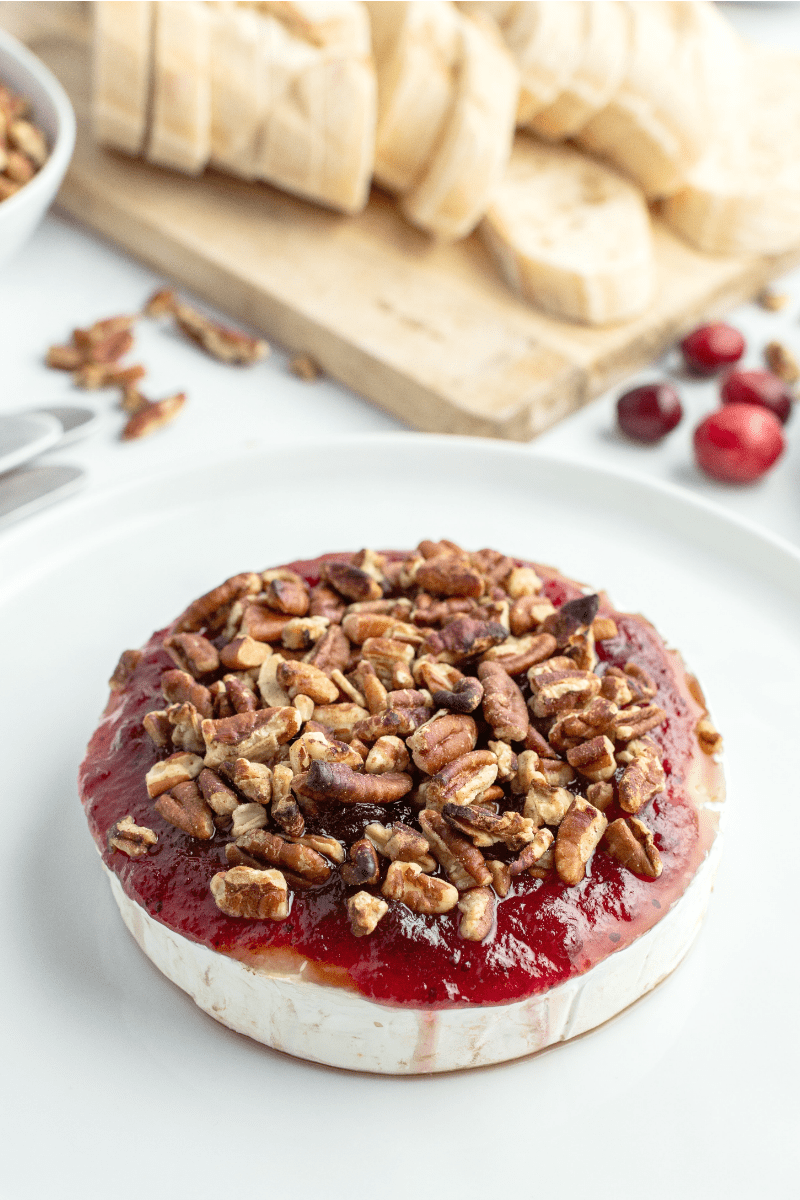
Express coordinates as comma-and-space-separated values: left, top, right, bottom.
80, 541, 724, 1074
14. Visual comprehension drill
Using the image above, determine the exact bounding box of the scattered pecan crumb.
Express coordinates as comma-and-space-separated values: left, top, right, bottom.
175, 302, 269, 365
289, 354, 322, 382
764, 340, 800, 384
757, 288, 789, 312
109, 814, 158, 857
121, 392, 186, 440
696, 717, 723, 755
142, 287, 178, 318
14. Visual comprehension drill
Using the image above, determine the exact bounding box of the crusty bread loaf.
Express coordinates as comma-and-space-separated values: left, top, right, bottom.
208, 4, 264, 179
92, 0, 153, 155
481, 133, 653, 325
527, 1, 630, 141
662, 43, 800, 256
400, 10, 518, 240
147, 0, 211, 174
255, 1, 375, 214
576, 1, 713, 198
368, 0, 460, 194
460, 0, 583, 126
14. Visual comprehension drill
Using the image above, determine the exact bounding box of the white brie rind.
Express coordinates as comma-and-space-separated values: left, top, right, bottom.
105, 828, 722, 1075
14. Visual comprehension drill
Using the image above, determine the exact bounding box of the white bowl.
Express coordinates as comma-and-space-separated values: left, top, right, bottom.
0, 26, 76, 267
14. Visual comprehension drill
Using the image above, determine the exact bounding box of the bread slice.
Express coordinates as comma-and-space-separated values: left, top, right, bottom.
208, 4, 265, 179
576, 1, 714, 199
528, 1, 630, 141
400, 11, 518, 240
92, 0, 153, 155
459, 1, 584, 126
481, 134, 654, 325
255, 1, 375, 214
367, 0, 461, 194
662, 43, 800, 256
147, 0, 211, 174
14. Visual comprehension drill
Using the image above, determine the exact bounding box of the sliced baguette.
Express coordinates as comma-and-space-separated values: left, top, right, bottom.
256, 2, 375, 214
481, 134, 654, 325
460, 1, 584, 126
662, 44, 800, 256
92, 0, 153, 155
147, 0, 211, 174
208, 4, 265, 179
367, 0, 461, 194
528, 1, 630, 141
576, 1, 714, 199
400, 11, 518, 240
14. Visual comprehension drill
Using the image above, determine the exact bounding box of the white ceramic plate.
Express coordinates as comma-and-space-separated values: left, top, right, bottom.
2, 436, 797, 1200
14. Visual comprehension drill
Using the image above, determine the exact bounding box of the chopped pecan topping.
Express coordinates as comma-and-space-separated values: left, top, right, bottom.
364, 735, 411, 774
197, 767, 239, 816
613, 704, 666, 742
457, 887, 495, 941
296, 761, 412, 805
175, 572, 262, 635
406, 712, 478, 775
429, 675, 484, 714
322, 561, 383, 602
365, 821, 437, 871
161, 669, 213, 717
508, 827, 554, 875
347, 891, 388, 936
418, 809, 492, 889
442, 803, 535, 851
381, 861, 459, 915
696, 717, 723, 755
154, 780, 215, 839
109, 814, 157, 857
277, 660, 339, 705
617, 740, 665, 813
478, 661, 528, 742
540, 594, 600, 646
109, 649, 143, 691
145, 751, 204, 798
528, 667, 601, 718
219, 636, 270, 671
422, 616, 508, 664
415, 554, 484, 599
341, 838, 381, 886
201, 706, 301, 768
602, 818, 662, 879
210, 866, 289, 920
554, 797, 608, 885
164, 632, 220, 677
123, 542, 707, 941
425, 750, 498, 810
236, 829, 331, 885
481, 631, 557, 675
567, 734, 617, 782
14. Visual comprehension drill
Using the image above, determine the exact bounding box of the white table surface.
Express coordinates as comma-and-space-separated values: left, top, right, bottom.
3, 0, 800, 548
2, 6, 800, 1199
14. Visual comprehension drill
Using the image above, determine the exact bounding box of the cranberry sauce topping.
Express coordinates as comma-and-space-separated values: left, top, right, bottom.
78, 557, 720, 1009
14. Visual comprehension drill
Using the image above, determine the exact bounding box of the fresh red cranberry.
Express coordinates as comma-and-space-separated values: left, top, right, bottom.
616, 383, 683, 442
720, 368, 792, 424
680, 322, 745, 375
693, 404, 785, 483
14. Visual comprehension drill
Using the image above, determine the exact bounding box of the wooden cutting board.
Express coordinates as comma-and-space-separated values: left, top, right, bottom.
7, 3, 800, 440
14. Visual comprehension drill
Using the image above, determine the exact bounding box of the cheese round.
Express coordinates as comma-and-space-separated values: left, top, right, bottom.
80, 545, 724, 1073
